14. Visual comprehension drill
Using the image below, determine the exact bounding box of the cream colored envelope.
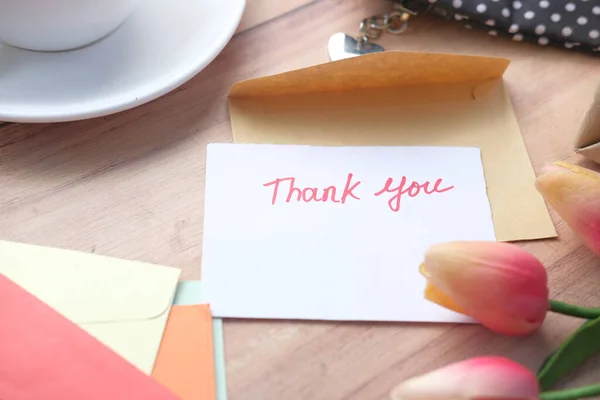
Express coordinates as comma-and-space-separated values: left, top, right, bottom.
229, 51, 556, 242
575, 83, 600, 164
0, 240, 181, 375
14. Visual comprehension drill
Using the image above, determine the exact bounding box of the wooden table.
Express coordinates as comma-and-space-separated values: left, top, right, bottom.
1, 0, 600, 398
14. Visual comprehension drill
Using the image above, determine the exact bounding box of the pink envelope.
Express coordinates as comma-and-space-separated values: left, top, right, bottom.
0, 274, 180, 400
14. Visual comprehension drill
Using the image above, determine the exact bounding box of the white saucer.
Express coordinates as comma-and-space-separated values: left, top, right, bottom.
0, 0, 245, 123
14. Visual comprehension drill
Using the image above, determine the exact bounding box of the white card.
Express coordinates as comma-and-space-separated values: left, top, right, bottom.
200, 144, 496, 323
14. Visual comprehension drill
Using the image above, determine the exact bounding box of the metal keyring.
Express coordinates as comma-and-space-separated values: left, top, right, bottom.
359, 19, 382, 40
386, 11, 410, 34
370, 15, 390, 31
351, 8, 412, 52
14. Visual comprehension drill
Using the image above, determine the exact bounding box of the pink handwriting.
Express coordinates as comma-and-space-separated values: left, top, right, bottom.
373, 176, 454, 212
262, 173, 361, 205
262, 174, 454, 211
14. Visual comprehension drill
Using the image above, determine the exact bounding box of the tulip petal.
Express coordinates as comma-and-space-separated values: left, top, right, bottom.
424, 281, 467, 315
390, 356, 539, 400
422, 241, 548, 336
535, 161, 600, 257
420, 264, 467, 315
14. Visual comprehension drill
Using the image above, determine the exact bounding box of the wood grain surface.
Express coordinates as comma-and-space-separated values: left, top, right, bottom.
2, 0, 600, 398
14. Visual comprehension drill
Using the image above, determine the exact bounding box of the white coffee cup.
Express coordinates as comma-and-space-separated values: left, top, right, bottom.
0, 0, 141, 51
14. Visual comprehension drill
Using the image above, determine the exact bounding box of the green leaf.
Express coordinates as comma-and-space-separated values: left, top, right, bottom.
537, 349, 557, 376
537, 320, 595, 376
538, 318, 600, 391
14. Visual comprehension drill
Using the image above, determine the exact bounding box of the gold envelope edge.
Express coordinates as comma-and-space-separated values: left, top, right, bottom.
228, 51, 510, 99
226, 52, 557, 242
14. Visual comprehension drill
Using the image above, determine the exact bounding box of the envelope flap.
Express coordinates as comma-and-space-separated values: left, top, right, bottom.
578, 142, 600, 164
575, 83, 600, 152
229, 52, 509, 98
0, 240, 181, 324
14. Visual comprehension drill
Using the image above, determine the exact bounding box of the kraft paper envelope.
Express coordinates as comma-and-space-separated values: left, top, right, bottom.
228, 52, 556, 242
172, 281, 228, 400
0, 240, 181, 375
153, 305, 217, 400
0, 274, 180, 400
575, 83, 600, 164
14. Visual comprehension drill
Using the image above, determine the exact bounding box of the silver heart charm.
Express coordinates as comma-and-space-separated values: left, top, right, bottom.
327, 32, 384, 61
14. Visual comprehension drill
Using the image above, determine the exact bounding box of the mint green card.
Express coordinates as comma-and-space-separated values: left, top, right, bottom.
173, 281, 227, 400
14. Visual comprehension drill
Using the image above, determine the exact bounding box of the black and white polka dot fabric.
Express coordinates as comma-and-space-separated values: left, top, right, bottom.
403, 0, 600, 54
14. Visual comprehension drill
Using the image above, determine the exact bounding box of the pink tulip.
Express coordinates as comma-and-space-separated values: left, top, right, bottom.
390, 356, 539, 400
535, 161, 600, 257
421, 241, 549, 335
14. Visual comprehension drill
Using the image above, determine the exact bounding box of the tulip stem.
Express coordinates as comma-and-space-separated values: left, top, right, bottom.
540, 383, 600, 400
549, 300, 600, 319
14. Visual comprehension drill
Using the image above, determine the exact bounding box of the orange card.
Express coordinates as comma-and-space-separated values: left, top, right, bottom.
153, 305, 217, 400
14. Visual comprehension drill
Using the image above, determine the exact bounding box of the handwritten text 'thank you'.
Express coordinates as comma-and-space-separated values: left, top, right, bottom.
262, 173, 454, 212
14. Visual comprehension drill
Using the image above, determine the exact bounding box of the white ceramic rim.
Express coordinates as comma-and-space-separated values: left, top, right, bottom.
0, 0, 245, 123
